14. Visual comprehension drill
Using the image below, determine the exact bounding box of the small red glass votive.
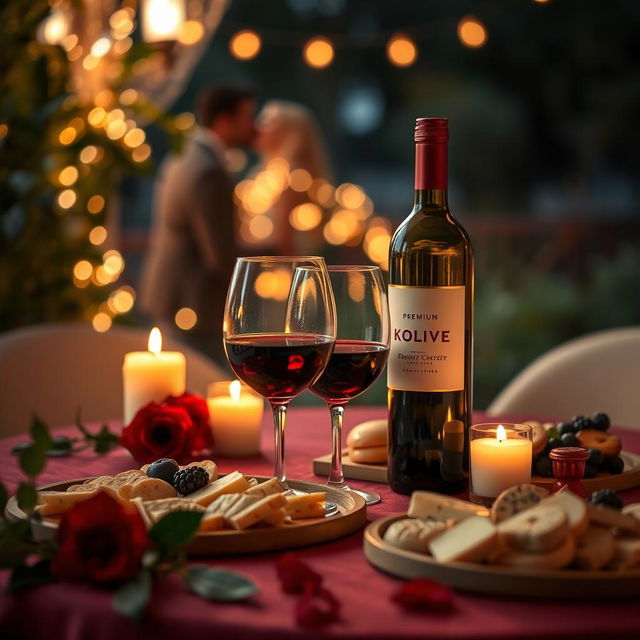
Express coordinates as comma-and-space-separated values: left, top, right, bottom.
549, 447, 589, 497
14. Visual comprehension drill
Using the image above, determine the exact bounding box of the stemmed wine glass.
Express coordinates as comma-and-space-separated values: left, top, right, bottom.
223, 257, 336, 489
310, 266, 390, 505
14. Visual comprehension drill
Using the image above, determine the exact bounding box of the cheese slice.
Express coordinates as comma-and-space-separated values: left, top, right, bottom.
245, 477, 287, 498
408, 491, 489, 523
38, 490, 98, 515
199, 512, 224, 532
428, 516, 497, 563
228, 493, 287, 530
132, 496, 205, 528
284, 492, 326, 519
188, 471, 251, 507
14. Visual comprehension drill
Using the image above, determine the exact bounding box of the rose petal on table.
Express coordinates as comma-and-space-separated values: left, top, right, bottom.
295, 584, 341, 629
391, 578, 455, 612
276, 553, 323, 594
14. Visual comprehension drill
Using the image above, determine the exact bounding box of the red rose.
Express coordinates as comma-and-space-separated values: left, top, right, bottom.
120, 401, 195, 464
51, 491, 151, 584
295, 583, 341, 629
164, 392, 213, 451
391, 578, 455, 611
276, 553, 323, 594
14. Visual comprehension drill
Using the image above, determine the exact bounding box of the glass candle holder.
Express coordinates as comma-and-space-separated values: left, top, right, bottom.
469, 423, 533, 505
207, 380, 264, 457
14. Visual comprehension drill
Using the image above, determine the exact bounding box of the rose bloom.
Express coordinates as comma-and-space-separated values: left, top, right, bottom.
164, 392, 213, 451
120, 401, 196, 464
51, 491, 151, 584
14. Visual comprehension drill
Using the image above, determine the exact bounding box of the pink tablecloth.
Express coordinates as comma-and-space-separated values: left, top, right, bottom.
1, 407, 640, 640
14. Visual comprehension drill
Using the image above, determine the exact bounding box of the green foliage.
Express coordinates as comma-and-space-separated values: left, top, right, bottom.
113, 570, 153, 620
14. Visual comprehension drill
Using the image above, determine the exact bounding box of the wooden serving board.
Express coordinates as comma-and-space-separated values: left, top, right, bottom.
364, 515, 640, 599
313, 449, 640, 492
5, 476, 367, 556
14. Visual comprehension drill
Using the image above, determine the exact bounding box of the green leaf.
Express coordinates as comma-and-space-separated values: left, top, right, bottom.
30, 415, 53, 450
184, 565, 258, 602
75, 407, 90, 438
149, 511, 203, 551
0, 483, 7, 512
19, 445, 46, 477
113, 570, 152, 620
8, 560, 53, 593
16, 482, 38, 512
93, 424, 119, 453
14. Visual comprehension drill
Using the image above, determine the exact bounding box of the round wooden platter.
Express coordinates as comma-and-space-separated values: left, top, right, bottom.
364, 515, 640, 600
5, 476, 367, 556
314, 450, 640, 493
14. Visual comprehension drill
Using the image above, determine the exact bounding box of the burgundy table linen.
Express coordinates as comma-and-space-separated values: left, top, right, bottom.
1, 407, 640, 640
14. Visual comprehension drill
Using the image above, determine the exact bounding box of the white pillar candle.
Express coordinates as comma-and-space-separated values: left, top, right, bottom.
123, 327, 186, 425
470, 425, 533, 498
207, 380, 264, 457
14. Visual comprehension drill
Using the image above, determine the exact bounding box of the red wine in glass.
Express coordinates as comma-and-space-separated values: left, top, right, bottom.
225, 333, 335, 403
311, 340, 389, 404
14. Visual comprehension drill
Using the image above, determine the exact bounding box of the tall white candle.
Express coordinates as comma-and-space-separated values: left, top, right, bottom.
470, 425, 533, 498
207, 380, 264, 457
123, 327, 186, 425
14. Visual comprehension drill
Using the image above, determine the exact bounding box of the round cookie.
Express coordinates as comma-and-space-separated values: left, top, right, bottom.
383, 517, 447, 553
576, 429, 622, 457
497, 504, 569, 553
523, 421, 549, 457
490, 484, 550, 523
573, 525, 616, 571
492, 535, 575, 570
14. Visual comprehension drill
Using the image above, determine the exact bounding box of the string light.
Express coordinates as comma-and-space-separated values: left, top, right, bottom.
73, 260, 93, 281
289, 203, 323, 231
229, 30, 261, 60
303, 37, 334, 68
57, 189, 77, 209
58, 166, 79, 186
58, 127, 77, 145
119, 89, 139, 106
87, 195, 106, 214
132, 144, 152, 162
89, 226, 108, 245
91, 37, 112, 58
386, 34, 417, 67
124, 128, 146, 148
289, 168, 313, 192
92, 312, 112, 332
248, 215, 274, 240
458, 17, 487, 48
178, 20, 204, 45
108, 286, 135, 314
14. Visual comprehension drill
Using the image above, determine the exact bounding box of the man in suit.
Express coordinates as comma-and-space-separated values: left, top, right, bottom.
140, 86, 256, 362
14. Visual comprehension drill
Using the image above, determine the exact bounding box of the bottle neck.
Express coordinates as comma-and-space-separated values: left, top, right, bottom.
414, 141, 448, 209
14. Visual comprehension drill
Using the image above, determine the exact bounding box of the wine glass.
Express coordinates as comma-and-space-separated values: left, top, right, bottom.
223, 257, 336, 489
310, 266, 390, 505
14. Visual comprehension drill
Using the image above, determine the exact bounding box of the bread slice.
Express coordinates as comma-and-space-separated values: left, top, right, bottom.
428, 516, 497, 563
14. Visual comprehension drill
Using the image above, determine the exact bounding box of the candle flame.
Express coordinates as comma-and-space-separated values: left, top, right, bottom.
148, 327, 162, 354
229, 380, 242, 402
496, 424, 507, 442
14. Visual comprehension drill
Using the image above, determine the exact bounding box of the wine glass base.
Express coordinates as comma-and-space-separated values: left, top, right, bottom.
326, 482, 381, 506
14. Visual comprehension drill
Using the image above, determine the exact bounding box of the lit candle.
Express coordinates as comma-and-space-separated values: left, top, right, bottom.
207, 380, 264, 457
470, 424, 533, 498
122, 327, 186, 424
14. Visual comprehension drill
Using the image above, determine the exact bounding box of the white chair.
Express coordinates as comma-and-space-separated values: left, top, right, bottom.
486, 326, 640, 429
0, 323, 229, 436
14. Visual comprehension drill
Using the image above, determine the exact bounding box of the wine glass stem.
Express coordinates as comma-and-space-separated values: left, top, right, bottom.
328, 404, 347, 487
271, 402, 288, 486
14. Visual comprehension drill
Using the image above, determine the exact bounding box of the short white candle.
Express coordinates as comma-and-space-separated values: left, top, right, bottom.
207, 380, 264, 457
470, 425, 533, 498
122, 327, 186, 425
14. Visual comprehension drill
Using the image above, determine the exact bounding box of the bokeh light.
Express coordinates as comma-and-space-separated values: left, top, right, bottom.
57, 189, 77, 209
175, 307, 198, 330
458, 17, 487, 48
109, 286, 135, 314
124, 128, 146, 148
290, 203, 323, 231
87, 195, 106, 214
386, 35, 417, 67
58, 166, 79, 186
92, 312, 112, 332
132, 144, 152, 163
73, 260, 93, 281
89, 226, 108, 245
248, 215, 274, 240
303, 37, 334, 68
58, 127, 77, 145
179, 20, 204, 45
289, 168, 313, 192
229, 30, 261, 60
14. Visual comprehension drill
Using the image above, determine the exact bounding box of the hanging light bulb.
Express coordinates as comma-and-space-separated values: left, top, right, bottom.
141, 0, 185, 43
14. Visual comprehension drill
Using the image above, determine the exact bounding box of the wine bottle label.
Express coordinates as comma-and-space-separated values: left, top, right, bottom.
388, 285, 465, 392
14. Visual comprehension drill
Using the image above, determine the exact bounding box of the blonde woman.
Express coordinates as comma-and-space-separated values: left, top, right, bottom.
251, 100, 333, 255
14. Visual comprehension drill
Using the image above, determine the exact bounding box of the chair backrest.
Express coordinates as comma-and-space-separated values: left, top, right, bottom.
0, 323, 230, 436
486, 326, 640, 429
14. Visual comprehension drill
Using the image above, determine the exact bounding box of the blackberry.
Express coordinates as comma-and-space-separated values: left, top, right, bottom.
572, 416, 591, 431
173, 466, 209, 495
592, 412, 611, 431
147, 458, 179, 484
589, 489, 623, 510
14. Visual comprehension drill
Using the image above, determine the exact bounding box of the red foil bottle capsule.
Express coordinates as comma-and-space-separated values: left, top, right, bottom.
549, 447, 589, 497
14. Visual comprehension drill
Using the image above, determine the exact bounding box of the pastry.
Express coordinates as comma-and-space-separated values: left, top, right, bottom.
573, 525, 616, 570
490, 484, 549, 523
428, 516, 497, 563
576, 429, 622, 457
523, 421, 549, 456
347, 419, 387, 464
497, 504, 569, 553
383, 518, 447, 553
492, 535, 575, 570
408, 491, 489, 523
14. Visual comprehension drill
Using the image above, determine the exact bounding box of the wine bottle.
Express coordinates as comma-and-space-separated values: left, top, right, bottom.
387, 117, 474, 495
